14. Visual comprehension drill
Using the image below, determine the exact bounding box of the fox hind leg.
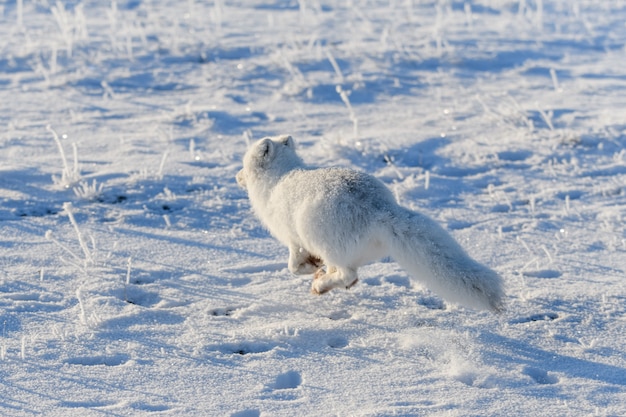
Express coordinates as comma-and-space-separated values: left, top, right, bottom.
311, 266, 358, 295
288, 245, 323, 275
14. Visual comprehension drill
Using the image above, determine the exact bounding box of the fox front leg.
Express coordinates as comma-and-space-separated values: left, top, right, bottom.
287, 245, 323, 275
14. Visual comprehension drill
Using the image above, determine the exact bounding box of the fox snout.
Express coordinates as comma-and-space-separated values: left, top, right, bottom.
236, 169, 247, 189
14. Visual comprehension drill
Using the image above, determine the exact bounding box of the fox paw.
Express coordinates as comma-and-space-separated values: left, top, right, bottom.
311, 285, 330, 295
313, 266, 336, 280
311, 269, 358, 295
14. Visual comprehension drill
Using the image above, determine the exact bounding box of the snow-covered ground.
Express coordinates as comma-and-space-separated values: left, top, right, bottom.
1, 0, 625, 415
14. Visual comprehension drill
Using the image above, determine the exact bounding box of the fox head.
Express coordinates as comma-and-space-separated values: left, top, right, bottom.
236, 135, 302, 189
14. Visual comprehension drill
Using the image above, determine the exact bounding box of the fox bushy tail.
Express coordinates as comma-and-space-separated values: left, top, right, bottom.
387, 208, 505, 312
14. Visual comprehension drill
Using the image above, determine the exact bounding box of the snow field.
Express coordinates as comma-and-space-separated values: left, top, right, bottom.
1, 0, 625, 416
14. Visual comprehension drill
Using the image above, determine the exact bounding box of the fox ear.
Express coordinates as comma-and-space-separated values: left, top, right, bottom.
257, 138, 274, 162
278, 135, 295, 149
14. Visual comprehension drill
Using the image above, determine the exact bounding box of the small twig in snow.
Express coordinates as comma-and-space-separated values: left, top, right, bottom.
158, 151, 169, 179
336, 85, 358, 139
76, 287, 87, 325
325, 49, 344, 83
63, 202, 93, 266
48, 125, 81, 188
549, 68, 561, 92
536, 106, 554, 131
45, 230, 83, 264
73, 179, 104, 201
541, 245, 553, 263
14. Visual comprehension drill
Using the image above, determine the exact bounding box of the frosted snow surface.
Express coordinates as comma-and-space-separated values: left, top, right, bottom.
1, 0, 625, 416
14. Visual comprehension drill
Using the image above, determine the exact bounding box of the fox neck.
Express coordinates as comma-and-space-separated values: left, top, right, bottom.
248, 163, 297, 204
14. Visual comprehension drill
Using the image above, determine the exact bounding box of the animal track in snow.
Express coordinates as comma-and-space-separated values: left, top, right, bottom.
60, 400, 117, 409
231, 409, 260, 417
384, 275, 411, 288
222, 262, 286, 274
496, 149, 533, 162
447, 220, 474, 230
16, 206, 59, 218
418, 295, 446, 310
273, 370, 302, 390
209, 307, 239, 317
124, 287, 160, 307
363, 277, 381, 286
1, 292, 41, 301
522, 366, 559, 385
260, 370, 303, 402
64, 354, 130, 367
130, 402, 170, 412
218, 342, 274, 356
327, 336, 349, 349
510, 312, 559, 325
327, 309, 351, 320
522, 270, 562, 279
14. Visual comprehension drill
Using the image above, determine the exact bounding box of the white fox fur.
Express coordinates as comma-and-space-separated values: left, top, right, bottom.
236, 135, 505, 312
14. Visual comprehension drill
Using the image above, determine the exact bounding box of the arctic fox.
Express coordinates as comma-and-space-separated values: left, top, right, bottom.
236, 135, 505, 312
